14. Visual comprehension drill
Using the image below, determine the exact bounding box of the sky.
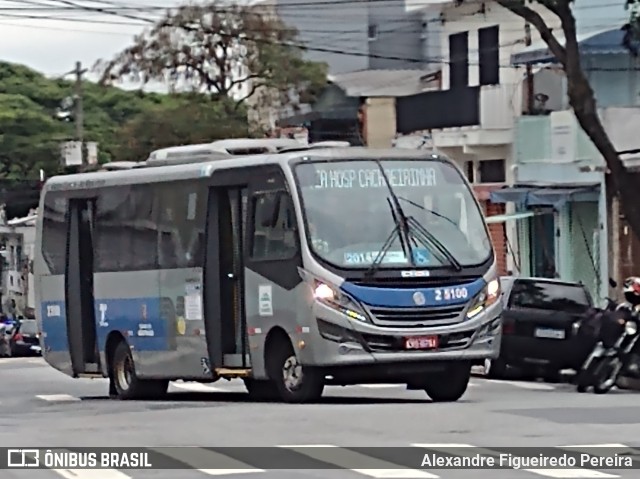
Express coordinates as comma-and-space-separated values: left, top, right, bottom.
0, 0, 633, 81
0, 0, 180, 81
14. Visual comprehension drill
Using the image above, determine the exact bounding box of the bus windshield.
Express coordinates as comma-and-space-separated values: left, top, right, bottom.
294, 158, 492, 269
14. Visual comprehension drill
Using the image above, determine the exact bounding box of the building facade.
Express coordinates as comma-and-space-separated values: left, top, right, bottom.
389, 0, 561, 275
274, 0, 425, 75
492, 25, 640, 300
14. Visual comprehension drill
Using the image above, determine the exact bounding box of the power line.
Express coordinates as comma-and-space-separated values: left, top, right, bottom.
2, 0, 638, 73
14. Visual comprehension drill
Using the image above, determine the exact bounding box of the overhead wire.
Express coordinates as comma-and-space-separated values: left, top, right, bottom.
1, 0, 638, 72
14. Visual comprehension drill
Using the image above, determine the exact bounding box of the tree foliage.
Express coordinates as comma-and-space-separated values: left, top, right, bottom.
96, 2, 328, 108
0, 61, 249, 179
115, 97, 248, 162
497, 0, 640, 239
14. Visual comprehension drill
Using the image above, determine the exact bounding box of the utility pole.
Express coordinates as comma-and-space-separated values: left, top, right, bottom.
525, 23, 534, 114
74, 61, 86, 165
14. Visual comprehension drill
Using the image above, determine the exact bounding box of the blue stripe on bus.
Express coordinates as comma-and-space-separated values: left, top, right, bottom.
40, 298, 170, 352
340, 277, 486, 308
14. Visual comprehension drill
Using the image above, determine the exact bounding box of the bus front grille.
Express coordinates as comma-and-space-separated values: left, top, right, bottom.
366, 304, 466, 328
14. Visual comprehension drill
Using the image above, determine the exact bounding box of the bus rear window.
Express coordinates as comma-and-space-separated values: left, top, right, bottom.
509, 280, 591, 313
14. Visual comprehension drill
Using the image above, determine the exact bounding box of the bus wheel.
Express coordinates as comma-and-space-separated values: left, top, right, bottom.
267, 340, 323, 403
111, 342, 168, 400
424, 361, 471, 402
244, 378, 279, 401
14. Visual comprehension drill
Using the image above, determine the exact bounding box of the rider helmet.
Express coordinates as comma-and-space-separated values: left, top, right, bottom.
622, 276, 640, 306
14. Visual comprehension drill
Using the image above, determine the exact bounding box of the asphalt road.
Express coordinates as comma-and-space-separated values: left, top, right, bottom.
1, 357, 639, 479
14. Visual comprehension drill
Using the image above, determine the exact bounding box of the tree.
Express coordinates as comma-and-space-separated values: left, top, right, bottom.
497, 0, 640, 239
114, 97, 248, 162
0, 93, 67, 178
96, 2, 328, 110
0, 61, 249, 171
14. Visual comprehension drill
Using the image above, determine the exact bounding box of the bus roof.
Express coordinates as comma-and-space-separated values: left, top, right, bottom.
147, 138, 304, 162
41, 147, 450, 192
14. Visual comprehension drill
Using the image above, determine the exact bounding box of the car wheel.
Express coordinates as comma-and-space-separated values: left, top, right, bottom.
485, 358, 508, 379
543, 368, 562, 383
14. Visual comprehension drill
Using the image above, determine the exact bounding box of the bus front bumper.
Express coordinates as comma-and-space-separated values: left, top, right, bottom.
301, 301, 501, 371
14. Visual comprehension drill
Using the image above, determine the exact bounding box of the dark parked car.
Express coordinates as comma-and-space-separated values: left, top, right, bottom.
8, 319, 41, 357
486, 276, 595, 381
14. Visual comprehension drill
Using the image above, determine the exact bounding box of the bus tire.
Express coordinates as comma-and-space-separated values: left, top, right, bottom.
111, 342, 168, 400
424, 361, 471, 402
244, 378, 279, 401
267, 338, 323, 403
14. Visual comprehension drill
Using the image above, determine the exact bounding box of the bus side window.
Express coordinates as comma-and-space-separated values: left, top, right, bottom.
251, 191, 297, 261
94, 184, 158, 272
157, 181, 206, 269
41, 194, 67, 275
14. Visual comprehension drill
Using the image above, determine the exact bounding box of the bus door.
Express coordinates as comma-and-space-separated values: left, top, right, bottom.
204, 169, 251, 370
65, 197, 100, 375
203, 165, 298, 371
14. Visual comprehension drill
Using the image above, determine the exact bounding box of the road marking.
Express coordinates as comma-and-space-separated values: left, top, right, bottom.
51, 469, 131, 479
524, 471, 617, 478
150, 447, 264, 475
563, 444, 629, 448
171, 382, 222, 393
36, 394, 81, 402
0, 357, 43, 365
413, 444, 618, 479
358, 384, 403, 389
483, 379, 555, 390
279, 444, 439, 478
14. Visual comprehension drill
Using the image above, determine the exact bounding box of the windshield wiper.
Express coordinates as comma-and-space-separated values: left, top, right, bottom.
405, 216, 462, 271
396, 195, 460, 229
373, 160, 415, 266
393, 195, 463, 271
364, 199, 406, 279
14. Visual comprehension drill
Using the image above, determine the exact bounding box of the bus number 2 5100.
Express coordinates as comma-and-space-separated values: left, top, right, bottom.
434, 287, 468, 301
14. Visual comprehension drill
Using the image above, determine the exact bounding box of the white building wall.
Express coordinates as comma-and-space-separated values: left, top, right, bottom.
436, 1, 561, 90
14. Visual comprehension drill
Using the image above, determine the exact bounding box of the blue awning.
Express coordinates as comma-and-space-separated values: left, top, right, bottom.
512, 27, 629, 65
490, 185, 600, 208
489, 186, 533, 204
527, 187, 600, 207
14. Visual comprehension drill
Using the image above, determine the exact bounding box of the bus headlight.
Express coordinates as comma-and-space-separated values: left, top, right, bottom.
625, 320, 638, 336
466, 278, 501, 319
313, 281, 369, 323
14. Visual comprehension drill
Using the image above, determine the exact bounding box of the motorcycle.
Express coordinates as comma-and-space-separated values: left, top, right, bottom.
576, 302, 640, 394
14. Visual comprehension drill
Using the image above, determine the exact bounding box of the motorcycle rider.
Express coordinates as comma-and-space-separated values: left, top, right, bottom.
619, 277, 640, 376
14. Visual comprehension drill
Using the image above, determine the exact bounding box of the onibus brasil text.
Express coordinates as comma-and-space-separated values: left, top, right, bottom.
16, 450, 152, 468
421, 453, 633, 469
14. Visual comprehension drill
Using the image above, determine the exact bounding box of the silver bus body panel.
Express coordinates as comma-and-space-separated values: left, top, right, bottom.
35, 147, 502, 384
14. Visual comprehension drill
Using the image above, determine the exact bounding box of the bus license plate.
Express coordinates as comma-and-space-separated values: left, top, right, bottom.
405, 336, 438, 350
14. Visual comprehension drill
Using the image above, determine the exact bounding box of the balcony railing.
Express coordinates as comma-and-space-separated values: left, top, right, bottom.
512, 109, 640, 164
395, 83, 517, 133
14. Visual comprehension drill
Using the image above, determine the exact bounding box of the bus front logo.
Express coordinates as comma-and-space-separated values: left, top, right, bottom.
412, 292, 426, 306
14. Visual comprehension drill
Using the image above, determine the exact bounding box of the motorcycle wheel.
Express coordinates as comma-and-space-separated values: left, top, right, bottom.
592, 359, 618, 394
576, 357, 603, 393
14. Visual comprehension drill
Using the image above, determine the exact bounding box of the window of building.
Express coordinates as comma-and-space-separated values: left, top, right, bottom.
478, 159, 506, 183
464, 161, 475, 183
251, 191, 297, 260
368, 24, 378, 41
